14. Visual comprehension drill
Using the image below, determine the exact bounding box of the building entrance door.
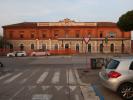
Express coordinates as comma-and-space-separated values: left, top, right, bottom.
65, 44, 69, 49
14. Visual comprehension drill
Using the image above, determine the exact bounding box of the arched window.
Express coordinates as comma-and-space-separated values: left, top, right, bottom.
110, 44, 114, 52
20, 44, 24, 51
54, 44, 58, 50
42, 44, 46, 51
65, 44, 69, 49
76, 44, 80, 52
31, 44, 34, 50
100, 43, 103, 53
88, 44, 91, 53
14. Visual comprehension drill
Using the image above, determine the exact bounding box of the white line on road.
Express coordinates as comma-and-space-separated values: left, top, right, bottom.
51, 72, 60, 84
75, 94, 80, 100
55, 86, 63, 91
32, 94, 52, 100
9, 87, 25, 100
37, 72, 49, 84
4, 72, 23, 84
20, 69, 40, 84
67, 69, 76, 84
0, 73, 12, 80
42, 86, 50, 91
69, 86, 77, 91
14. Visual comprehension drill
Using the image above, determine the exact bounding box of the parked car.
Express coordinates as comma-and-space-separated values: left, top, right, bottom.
99, 57, 133, 100
30, 51, 50, 56
7, 51, 27, 57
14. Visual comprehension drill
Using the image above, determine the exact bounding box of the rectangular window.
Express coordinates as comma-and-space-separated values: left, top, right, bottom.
31, 33, 34, 38
129, 62, 133, 70
106, 59, 120, 69
42, 33, 46, 38
9, 32, 13, 39
54, 33, 58, 37
76, 33, 80, 38
100, 31, 103, 38
20, 33, 24, 38
109, 32, 116, 38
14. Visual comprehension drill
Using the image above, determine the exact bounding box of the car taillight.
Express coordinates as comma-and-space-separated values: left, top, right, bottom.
108, 71, 121, 78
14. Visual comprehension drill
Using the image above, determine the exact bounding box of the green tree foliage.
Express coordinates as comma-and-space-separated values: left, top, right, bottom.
117, 10, 133, 31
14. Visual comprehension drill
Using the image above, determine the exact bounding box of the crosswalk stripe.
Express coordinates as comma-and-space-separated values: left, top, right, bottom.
0, 73, 12, 80
4, 72, 23, 84
51, 72, 60, 84
32, 94, 52, 100
55, 86, 63, 91
67, 69, 76, 84
20, 69, 39, 84
69, 86, 77, 91
42, 86, 50, 91
75, 94, 80, 100
37, 72, 48, 84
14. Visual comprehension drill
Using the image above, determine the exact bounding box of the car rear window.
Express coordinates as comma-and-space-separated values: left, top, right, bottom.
106, 59, 120, 69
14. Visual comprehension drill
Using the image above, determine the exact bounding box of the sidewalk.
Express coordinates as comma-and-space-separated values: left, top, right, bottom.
77, 68, 100, 84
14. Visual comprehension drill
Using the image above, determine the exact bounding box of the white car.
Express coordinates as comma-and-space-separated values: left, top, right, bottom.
7, 51, 27, 57
30, 51, 50, 56
99, 57, 133, 100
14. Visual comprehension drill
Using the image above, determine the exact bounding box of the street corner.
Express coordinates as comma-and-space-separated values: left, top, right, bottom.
74, 69, 100, 100
76, 68, 101, 84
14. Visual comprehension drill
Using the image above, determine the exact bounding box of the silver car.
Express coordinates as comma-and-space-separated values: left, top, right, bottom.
99, 58, 133, 100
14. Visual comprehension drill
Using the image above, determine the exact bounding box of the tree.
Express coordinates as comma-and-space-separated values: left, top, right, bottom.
117, 10, 133, 31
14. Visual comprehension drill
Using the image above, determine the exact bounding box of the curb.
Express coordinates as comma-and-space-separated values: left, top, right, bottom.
92, 85, 104, 100
75, 69, 100, 100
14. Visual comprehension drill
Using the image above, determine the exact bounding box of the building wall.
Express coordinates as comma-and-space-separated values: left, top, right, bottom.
3, 23, 131, 53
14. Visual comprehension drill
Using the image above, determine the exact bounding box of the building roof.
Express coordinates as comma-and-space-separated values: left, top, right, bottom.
2, 19, 117, 28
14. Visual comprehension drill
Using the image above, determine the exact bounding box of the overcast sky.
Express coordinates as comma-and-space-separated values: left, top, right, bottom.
0, 0, 133, 35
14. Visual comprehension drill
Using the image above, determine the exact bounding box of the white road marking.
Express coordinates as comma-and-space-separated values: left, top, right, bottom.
20, 69, 40, 84
55, 86, 63, 91
28, 85, 37, 90
0, 73, 12, 80
51, 72, 60, 84
69, 86, 76, 91
67, 69, 76, 84
37, 72, 48, 84
42, 86, 50, 91
9, 87, 25, 100
4, 72, 23, 84
75, 94, 80, 100
32, 94, 52, 100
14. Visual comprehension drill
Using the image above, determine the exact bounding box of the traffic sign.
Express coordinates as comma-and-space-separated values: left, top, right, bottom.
84, 37, 90, 44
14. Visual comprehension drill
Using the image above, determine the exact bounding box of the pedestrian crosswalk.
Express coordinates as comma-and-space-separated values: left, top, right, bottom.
0, 69, 87, 100
0, 69, 78, 85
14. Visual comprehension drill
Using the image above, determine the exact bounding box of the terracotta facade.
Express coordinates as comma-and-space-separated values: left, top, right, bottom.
2, 19, 131, 53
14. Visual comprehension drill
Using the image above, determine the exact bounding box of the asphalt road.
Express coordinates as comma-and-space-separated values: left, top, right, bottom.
0, 55, 123, 100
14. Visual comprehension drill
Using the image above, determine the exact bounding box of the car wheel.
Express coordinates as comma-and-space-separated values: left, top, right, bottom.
118, 83, 133, 100
33, 54, 36, 56
21, 54, 24, 57
9, 55, 12, 57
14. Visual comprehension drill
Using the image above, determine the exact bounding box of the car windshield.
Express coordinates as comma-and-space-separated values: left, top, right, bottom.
106, 59, 120, 69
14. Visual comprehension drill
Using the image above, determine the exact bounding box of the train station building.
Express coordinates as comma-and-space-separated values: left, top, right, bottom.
2, 18, 131, 53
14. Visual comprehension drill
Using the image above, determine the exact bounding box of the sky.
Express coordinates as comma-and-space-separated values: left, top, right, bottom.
0, 0, 133, 35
